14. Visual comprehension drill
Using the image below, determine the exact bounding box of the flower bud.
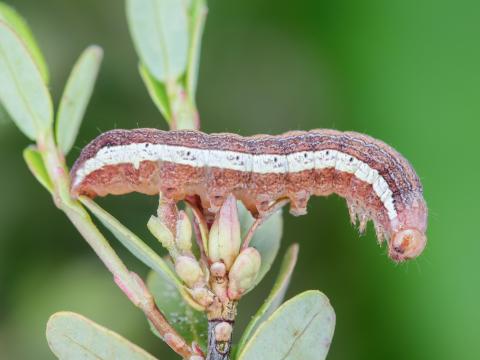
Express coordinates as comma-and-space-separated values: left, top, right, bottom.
208, 194, 241, 269
210, 261, 228, 301
210, 262, 227, 278
175, 256, 204, 288
189, 286, 215, 307
175, 211, 193, 252
228, 247, 261, 300
147, 215, 175, 250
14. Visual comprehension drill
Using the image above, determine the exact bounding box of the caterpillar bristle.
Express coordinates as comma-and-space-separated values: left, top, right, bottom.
347, 200, 358, 226
358, 212, 369, 234
374, 222, 387, 244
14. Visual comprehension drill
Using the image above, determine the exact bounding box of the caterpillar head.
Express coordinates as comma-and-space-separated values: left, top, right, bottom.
389, 228, 426, 262
389, 197, 428, 262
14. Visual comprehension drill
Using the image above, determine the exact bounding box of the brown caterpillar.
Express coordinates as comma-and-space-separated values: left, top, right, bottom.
70, 129, 427, 262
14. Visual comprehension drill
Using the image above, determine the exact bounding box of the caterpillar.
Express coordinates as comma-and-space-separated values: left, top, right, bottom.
70, 128, 427, 262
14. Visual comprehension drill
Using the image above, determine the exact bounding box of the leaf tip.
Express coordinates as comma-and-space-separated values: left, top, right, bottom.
87, 44, 104, 60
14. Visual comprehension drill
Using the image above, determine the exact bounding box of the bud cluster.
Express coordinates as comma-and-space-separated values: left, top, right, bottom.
147, 194, 262, 314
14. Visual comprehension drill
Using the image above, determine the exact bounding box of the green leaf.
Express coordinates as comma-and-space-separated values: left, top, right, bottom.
0, 3, 49, 83
79, 197, 183, 290
0, 103, 10, 123
56, 45, 103, 154
23, 145, 53, 193
237, 290, 335, 360
238, 202, 283, 288
0, 21, 53, 140
126, 0, 189, 82
185, 0, 207, 99
139, 63, 172, 124
46, 311, 158, 360
147, 270, 207, 351
237, 244, 299, 353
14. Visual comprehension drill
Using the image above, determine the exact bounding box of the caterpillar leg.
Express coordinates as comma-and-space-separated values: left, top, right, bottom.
255, 194, 277, 216
288, 190, 310, 216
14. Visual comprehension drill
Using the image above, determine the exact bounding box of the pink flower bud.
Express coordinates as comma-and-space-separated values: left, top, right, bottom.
208, 195, 241, 269
228, 247, 261, 300
175, 256, 204, 288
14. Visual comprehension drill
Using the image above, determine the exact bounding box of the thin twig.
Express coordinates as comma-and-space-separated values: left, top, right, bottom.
242, 199, 290, 249
185, 198, 209, 264
192, 214, 209, 265
147, 304, 194, 358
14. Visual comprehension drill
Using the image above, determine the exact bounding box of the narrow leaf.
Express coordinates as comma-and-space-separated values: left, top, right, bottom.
147, 270, 208, 351
56, 45, 103, 154
23, 145, 53, 193
126, 0, 189, 82
79, 197, 183, 290
237, 290, 336, 360
0, 3, 49, 83
47, 311, 158, 360
237, 244, 299, 352
139, 63, 172, 123
185, 0, 207, 99
0, 21, 53, 140
238, 202, 283, 288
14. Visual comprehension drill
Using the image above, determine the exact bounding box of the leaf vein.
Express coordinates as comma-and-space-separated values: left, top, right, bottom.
280, 311, 320, 360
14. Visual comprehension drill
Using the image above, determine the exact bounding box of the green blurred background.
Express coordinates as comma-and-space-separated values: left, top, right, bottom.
1, 0, 479, 359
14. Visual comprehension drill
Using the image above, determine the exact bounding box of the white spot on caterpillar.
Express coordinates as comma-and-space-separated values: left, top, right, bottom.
287, 151, 315, 172
335, 152, 359, 173
314, 149, 337, 169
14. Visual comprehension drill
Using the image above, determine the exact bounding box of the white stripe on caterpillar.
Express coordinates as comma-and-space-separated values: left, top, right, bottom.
73, 142, 397, 220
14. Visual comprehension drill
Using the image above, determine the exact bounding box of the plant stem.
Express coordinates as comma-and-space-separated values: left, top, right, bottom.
146, 303, 194, 358
206, 320, 233, 360
205, 298, 236, 360
167, 81, 200, 130
37, 130, 196, 359
242, 199, 289, 249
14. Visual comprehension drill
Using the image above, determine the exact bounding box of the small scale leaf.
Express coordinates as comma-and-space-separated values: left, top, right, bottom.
126, 0, 189, 82
147, 270, 208, 351
237, 290, 335, 360
237, 244, 299, 352
0, 3, 49, 83
0, 21, 53, 140
80, 197, 183, 290
56, 45, 103, 154
238, 202, 283, 288
46, 311, 158, 360
139, 63, 172, 123
23, 145, 53, 193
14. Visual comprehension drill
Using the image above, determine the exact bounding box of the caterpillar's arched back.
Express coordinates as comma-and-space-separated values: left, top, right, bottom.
71, 129, 428, 262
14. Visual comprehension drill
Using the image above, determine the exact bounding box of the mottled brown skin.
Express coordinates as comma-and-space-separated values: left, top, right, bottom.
71, 129, 428, 261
